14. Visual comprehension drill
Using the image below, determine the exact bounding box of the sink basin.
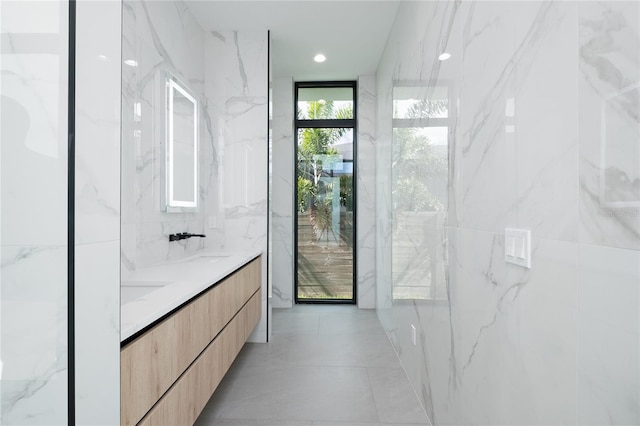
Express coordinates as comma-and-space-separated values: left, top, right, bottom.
121, 286, 163, 304
121, 280, 172, 304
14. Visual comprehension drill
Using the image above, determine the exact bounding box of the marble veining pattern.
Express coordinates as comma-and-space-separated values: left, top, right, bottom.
1, 2, 69, 423
578, 1, 640, 250
121, 0, 207, 272
205, 30, 269, 342
271, 77, 295, 308
121, 3, 269, 342
376, 1, 640, 425
357, 75, 377, 309
74, 1, 122, 424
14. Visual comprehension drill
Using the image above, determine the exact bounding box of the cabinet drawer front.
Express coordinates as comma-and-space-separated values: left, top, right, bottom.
121, 257, 262, 425
139, 289, 262, 426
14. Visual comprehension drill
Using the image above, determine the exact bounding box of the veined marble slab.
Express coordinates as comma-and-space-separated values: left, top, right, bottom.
121, 249, 262, 341
375, 1, 639, 424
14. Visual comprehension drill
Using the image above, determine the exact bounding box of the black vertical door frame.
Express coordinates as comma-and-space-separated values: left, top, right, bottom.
67, 1, 76, 424
293, 80, 358, 305
266, 30, 271, 341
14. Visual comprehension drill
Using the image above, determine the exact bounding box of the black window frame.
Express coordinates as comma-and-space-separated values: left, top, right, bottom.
294, 80, 358, 305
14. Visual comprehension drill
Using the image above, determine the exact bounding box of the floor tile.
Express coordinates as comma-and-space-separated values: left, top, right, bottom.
268, 333, 399, 367
196, 305, 429, 425
272, 312, 320, 335
228, 342, 270, 369
286, 304, 361, 314
367, 367, 430, 423
201, 366, 379, 423
318, 311, 386, 335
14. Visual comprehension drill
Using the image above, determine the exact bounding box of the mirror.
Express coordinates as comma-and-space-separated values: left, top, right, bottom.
164, 75, 198, 212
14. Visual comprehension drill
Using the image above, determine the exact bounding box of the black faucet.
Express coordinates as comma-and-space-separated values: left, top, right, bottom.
169, 232, 206, 242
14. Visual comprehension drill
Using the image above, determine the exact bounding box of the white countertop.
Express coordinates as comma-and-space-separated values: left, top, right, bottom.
120, 250, 262, 342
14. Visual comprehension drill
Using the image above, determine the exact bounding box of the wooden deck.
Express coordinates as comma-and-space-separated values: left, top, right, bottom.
297, 212, 354, 300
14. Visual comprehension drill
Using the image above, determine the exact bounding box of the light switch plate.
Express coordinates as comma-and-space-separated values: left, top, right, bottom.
505, 228, 531, 268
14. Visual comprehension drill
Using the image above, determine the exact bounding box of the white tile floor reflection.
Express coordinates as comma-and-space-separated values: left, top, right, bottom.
196, 305, 430, 425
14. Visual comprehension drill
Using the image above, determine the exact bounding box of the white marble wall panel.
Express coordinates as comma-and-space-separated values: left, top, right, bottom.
205, 30, 269, 342
459, 231, 578, 425
578, 1, 640, 250
375, 48, 394, 318
1, 2, 69, 423
121, 0, 207, 272
376, 1, 640, 425
271, 77, 294, 308
0, 247, 68, 424
357, 75, 377, 309
0, 3, 68, 248
460, 1, 518, 235
578, 245, 640, 425
514, 2, 579, 241
74, 242, 120, 424
74, 1, 121, 423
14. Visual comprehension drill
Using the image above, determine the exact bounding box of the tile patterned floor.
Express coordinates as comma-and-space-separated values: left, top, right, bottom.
195, 305, 430, 426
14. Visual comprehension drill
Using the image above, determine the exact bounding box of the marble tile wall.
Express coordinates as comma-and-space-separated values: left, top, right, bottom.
1, 2, 69, 423
121, 1, 269, 340
1, 1, 121, 423
271, 77, 295, 308
579, 1, 640, 250
121, 0, 207, 272
356, 75, 377, 309
75, 1, 121, 424
204, 30, 269, 342
375, 1, 640, 425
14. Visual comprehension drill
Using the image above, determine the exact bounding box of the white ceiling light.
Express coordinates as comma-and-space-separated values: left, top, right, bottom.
313, 53, 326, 63
438, 52, 451, 61
124, 59, 138, 67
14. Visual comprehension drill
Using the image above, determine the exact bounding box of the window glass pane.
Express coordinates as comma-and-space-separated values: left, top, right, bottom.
393, 85, 448, 119
296, 127, 354, 301
297, 87, 354, 119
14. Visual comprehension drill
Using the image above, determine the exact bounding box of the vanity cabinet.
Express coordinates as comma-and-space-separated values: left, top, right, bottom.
121, 256, 262, 426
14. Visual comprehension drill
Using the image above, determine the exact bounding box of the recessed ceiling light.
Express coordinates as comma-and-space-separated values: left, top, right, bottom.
314, 54, 326, 63
124, 59, 138, 67
438, 52, 451, 61
97, 54, 109, 62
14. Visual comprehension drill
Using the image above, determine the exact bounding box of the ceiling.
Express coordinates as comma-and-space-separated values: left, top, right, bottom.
185, 1, 400, 81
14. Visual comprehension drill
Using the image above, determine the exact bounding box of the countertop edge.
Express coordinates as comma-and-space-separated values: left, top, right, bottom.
120, 250, 262, 343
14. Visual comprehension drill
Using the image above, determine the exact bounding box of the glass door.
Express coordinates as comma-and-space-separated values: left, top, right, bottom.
295, 82, 356, 303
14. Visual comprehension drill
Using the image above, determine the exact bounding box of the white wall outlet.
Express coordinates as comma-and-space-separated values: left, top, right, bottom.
208, 215, 217, 229
505, 228, 531, 268
411, 324, 417, 346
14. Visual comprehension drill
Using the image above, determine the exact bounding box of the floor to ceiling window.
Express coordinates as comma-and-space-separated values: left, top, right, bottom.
295, 81, 356, 303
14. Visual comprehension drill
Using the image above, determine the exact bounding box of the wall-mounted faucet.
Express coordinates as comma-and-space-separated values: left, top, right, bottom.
169, 232, 206, 242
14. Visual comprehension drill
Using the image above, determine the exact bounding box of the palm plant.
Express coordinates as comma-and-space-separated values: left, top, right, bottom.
297, 100, 352, 243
